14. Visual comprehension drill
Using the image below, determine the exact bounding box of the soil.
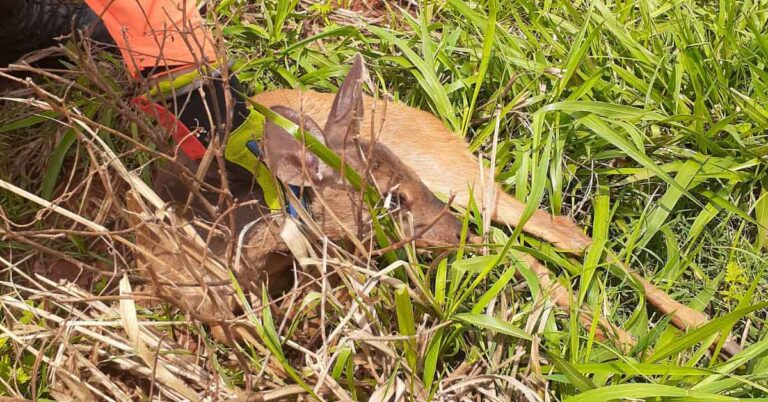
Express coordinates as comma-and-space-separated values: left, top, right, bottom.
346, 0, 390, 19
348, 0, 386, 13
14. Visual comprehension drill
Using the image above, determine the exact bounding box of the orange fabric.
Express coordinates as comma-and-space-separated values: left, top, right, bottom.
84, 0, 217, 77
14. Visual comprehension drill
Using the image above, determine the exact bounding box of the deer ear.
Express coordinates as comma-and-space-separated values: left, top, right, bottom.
262, 106, 325, 187
324, 53, 366, 149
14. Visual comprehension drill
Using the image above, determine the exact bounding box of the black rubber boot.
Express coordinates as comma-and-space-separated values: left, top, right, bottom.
0, 0, 111, 66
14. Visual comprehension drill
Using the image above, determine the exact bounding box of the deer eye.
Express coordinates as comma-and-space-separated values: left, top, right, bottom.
383, 192, 405, 212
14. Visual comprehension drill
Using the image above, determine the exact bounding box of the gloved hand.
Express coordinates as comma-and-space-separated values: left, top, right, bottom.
75, 0, 245, 160
0, 0, 232, 144
1, 0, 263, 199
83, 0, 217, 77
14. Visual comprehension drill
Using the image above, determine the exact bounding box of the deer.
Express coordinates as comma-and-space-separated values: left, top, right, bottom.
251, 54, 741, 356
132, 55, 464, 343
131, 54, 640, 348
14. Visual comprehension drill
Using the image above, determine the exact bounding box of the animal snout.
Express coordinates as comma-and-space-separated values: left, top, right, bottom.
414, 214, 462, 248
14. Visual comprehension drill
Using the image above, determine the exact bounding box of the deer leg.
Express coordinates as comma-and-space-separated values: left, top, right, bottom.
514, 253, 636, 351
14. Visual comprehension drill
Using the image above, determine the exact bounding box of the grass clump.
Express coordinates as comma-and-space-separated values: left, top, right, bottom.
0, 0, 768, 400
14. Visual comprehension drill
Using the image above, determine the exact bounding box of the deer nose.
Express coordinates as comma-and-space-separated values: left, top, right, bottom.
432, 227, 462, 247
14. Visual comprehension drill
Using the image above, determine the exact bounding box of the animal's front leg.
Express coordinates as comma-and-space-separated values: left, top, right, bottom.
239, 217, 301, 295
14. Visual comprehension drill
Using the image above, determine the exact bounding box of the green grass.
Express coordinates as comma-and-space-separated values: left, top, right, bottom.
1, 0, 768, 400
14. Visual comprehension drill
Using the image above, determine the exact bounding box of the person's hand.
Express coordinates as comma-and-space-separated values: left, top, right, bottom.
83, 0, 216, 76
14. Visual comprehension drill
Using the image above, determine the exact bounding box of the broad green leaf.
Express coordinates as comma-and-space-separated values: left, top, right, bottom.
0, 111, 57, 133
577, 114, 695, 204
637, 159, 702, 249
540, 101, 666, 121
555, 6, 599, 97
331, 347, 352, 381
40, 130, 76, 200
280, 26, 358, 55
565, 383, 754, 402
555, 362, 713, 376
395, 286, 418, 370
755, 187, 768, 250
550, 354, 597, 392
435, 258, 448, 306
423, 328, 443, 395
471, 263, 517, 314
454, 313, 532, 341
650, 302, 768, 363
452, 255, 499, 275
461, 0, 497, 136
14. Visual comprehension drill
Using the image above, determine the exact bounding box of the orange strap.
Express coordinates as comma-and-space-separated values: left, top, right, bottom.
83, 0, 217, 77
132, 96, 207, 159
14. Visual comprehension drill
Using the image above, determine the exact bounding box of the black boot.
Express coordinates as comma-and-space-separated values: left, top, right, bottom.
0, 0, 111, 66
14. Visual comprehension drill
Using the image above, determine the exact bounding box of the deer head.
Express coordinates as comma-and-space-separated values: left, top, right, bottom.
236, 55, 461, 293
